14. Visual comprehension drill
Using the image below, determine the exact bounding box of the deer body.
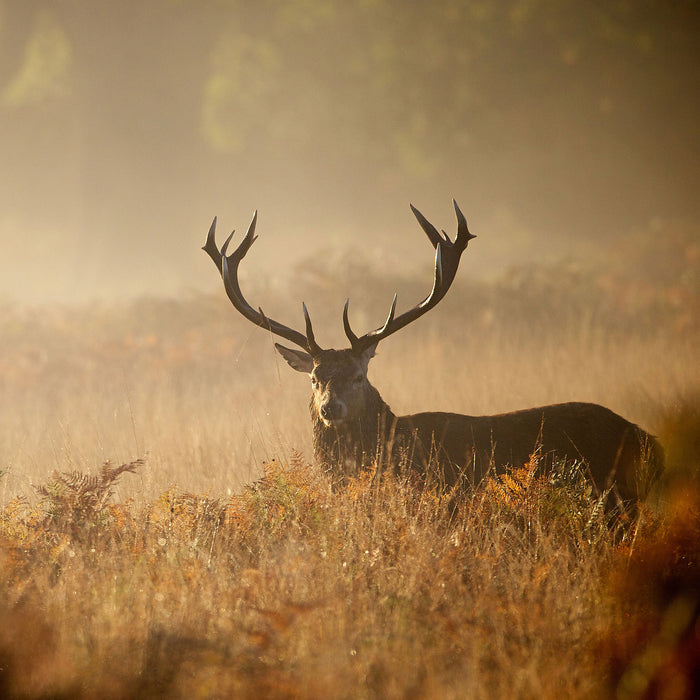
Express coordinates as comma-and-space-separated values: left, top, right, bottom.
204, 202, 663, 504
280, 346, 661, 500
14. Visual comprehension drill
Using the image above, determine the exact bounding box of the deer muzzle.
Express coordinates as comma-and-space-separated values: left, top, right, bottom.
319, 398, 348, 427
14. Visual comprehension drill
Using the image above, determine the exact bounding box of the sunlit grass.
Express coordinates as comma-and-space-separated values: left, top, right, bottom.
0, 251, 698, 697
1, 454, 697, 698
1, 272, 696, 505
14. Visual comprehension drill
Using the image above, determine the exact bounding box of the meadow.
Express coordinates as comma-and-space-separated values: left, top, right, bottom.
0, 220, 698, 698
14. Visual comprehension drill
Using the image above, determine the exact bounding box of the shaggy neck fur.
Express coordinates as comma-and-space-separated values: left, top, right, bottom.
311, 382, 397, 482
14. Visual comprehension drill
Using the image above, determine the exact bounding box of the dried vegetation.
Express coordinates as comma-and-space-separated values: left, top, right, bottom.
0, 455, 698, 699
0, 220, 698, 697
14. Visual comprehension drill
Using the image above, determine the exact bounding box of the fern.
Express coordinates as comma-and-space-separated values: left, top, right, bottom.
35, 459, 143, 539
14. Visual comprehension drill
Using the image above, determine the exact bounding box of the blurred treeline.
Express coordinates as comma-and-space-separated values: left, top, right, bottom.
1, 216, 695, 390
0, 1, 698, 301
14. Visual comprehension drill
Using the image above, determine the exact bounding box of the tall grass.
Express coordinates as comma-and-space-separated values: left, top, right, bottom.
1, 254, 696, 504
1, 456, 697, 698
0, 222, 698, 697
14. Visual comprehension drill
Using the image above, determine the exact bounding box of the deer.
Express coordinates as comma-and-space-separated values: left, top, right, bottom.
203, 201, 663, 506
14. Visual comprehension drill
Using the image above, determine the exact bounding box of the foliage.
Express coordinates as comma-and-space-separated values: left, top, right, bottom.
1, 455, 697, 698
36, 459, 143, 535
484, 452, 613, 550
1, 0, 698, 304
0, 240, 696, 697
230, 454, 329, 544
599, 485, 700, 700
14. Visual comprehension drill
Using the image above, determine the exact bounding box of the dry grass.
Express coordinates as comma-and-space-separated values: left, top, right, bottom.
0, 455, 697, 699
0, 231, 698, 698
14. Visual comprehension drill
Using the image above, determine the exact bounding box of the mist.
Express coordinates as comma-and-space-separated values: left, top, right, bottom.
1, 1, 698, 304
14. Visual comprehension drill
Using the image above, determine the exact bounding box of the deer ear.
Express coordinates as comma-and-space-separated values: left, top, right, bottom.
274, 343, 314, 374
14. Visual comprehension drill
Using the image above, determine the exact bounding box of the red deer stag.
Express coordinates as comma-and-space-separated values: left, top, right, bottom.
203, 201, 663, 504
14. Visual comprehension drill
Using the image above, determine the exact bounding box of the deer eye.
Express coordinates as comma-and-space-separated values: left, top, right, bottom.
352, 374, 364, 385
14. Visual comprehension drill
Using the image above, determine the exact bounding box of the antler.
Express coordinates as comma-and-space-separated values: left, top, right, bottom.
343, 200, 475, 353
203, 212, 322, 354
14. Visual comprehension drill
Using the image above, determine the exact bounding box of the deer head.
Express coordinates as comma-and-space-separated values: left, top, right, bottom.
202, 201, 475, 432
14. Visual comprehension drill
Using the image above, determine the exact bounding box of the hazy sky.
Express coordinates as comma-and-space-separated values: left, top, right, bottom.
1, 1, 698, 303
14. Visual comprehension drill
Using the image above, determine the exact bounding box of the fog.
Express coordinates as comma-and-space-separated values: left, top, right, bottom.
1, 1, 698, 304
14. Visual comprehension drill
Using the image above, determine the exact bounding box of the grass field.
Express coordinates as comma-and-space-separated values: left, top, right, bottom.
1, 228, 698, 698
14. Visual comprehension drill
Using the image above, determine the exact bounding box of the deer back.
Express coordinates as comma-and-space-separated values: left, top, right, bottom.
392, 402, 663, 501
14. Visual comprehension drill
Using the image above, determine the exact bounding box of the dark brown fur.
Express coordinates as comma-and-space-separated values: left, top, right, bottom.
284, 347, 663, 503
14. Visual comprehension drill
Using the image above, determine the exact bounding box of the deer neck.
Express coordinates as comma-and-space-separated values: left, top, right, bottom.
310, 384, 396, 479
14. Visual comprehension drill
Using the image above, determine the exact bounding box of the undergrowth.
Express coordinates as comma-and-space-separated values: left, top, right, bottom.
1, 455, 697, 699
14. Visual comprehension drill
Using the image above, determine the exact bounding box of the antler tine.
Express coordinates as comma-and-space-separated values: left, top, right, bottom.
347, 202, 474, 353
202, 217, 224, 274
342, 299, 360, 347
343, 294, 398, 348
239, 209, 259, 254
453, 199, 476, 251
377, 293, 398, 334
302, 302, 322, 354
206, 212, 321, 353
409, 203, 443, 249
